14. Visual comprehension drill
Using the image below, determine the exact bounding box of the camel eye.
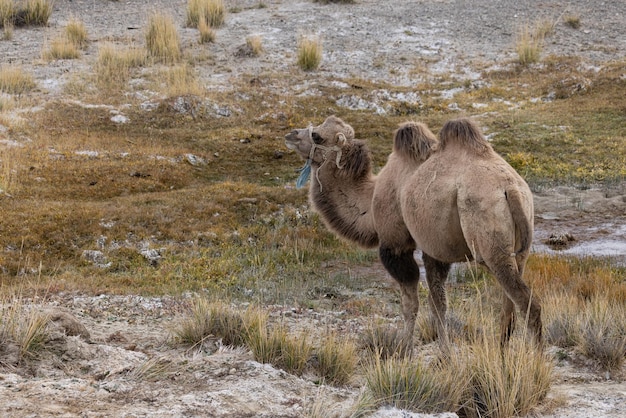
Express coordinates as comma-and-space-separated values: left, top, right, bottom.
312, 132, 323, 144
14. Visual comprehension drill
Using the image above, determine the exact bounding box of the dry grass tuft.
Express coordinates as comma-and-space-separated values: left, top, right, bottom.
534, 17, 556, 39
0, 294, 51, 363
198, 16, 216, 44
42, 16, 87, 60
564, 14, 581, 29
543, 292, 582, 348
65, 15, 88, 49
297, 35, 322, 71
128, 357, 181, 382
43, 36, 80, 60
0, 0, 14, 27
360, 323, 410, 359
464, 338, 553, 418
363, 354, 468, 414
172, 298, 254, 349
0, 66, 36, 95
246, 34, 264, 56
95, 42, 147, 89
18, 0, 53, 26
245, 316, 285, 364
160, 64, 204, 96
145, 12, 181, 64
187, 0, 225, 29
515, 23, 543, 65
579, 296, 626, 372
2, 22, 12, 39
316, 331, 357, 385
0, 94, 13, 112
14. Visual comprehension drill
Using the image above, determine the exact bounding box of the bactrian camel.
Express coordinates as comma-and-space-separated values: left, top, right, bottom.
285, 116, 540, 347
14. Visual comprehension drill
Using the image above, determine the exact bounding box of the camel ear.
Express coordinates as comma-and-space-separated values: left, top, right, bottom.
336, 132, 347, 145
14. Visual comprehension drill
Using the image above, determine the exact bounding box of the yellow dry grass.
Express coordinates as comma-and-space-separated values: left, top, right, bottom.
145, 12, 181, 64
0, 65, 36, 95
186, 0, 225, 29
297, 35, 322, 71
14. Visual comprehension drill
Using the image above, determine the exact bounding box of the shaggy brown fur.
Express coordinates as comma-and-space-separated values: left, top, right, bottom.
286, 116, 540, 348
285, 116, 378, 248
438, 117, 491, 155
393, 121, 438, 163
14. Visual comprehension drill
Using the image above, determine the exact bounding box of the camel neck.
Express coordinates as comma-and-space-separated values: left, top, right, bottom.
309, 145, 378, 249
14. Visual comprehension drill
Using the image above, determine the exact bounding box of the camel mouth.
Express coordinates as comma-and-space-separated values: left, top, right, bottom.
284, 131, 309, 157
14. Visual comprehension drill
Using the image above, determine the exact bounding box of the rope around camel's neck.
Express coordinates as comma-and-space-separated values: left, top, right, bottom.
296, 125, 344, 192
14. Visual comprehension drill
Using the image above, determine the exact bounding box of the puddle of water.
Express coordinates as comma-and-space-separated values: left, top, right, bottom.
534, 220, 626, 266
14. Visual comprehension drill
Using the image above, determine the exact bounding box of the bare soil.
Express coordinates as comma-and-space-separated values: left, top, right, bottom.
1, 1, 625, 417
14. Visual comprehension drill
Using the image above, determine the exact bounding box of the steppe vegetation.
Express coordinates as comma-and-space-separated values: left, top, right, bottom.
0, 0, 624, 416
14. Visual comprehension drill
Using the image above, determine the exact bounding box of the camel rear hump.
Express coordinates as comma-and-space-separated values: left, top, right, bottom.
439, 118, 492, 155
393, 122, 438, 162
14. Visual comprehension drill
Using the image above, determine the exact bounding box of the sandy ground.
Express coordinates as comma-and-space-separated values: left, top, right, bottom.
1, 0, 625, 417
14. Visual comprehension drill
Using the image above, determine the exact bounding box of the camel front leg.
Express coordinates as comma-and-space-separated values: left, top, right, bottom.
399, 280, 419, 343
379, 245, 421, 344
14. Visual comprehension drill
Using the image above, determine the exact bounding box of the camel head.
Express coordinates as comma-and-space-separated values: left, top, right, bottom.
284, 115, 355, 165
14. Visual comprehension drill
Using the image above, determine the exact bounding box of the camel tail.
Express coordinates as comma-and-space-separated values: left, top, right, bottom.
439, 118, 492, 155
506, 188, 532, 256
393, 122, 438, 162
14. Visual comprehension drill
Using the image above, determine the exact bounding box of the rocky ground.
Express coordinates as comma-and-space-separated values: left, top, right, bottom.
0, 0, 625, 417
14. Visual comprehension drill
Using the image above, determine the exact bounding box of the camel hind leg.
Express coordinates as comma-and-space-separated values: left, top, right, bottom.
487, 255, 541, 345
422, 253, 451, 347
500, 294, 516, 346
379, 245, 420, 344
500, 251, 532, 345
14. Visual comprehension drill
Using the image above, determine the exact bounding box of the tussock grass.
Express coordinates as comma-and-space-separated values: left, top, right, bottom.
42, 14, 87, 59
316, 331, 357, 385
0, 94, 13, 112
145, 12, 181, 64
128, 357, 181, 381
198, 16, 216, 44
187, 0, 225, 29
245, 311, 313, 375
297, 35, 322, 71
172, 298, 255, 349
465, 338, 552, 418
534, 17, 556, 39
18, 0, 53, 26
0, 66, 36, 95
515, 23, 543, 65
246, 319, 286, 364
579, 296, 626, 372
95, 42, 147, 88
360, 323, 410, 359
246, 34, 264, 56
43, 36, 80, 60
363, 354, 468, 414
0, 0, 14, 27
64, 15, 88, 49
160, 64, 204, 96
280, 331, 313, 375
0, 294, 50, 363
543, 292, 582, 348
564, 14, 581, 29
2, 21, 12, 40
